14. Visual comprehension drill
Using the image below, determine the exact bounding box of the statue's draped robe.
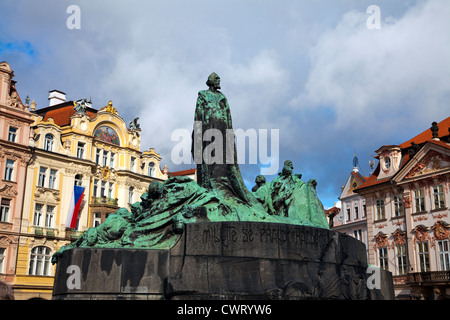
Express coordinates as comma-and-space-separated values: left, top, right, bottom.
192, 89, 259, 207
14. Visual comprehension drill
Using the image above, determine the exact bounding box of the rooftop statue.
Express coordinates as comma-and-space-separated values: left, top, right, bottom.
52, 74, 329, 264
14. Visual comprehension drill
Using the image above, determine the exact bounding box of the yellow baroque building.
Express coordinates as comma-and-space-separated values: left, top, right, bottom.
14, 91, 168, 299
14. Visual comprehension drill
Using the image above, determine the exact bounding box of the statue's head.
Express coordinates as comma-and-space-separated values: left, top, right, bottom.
281, 160, 293, 177
284, 160, 293, 170
255, 175, 266, 185
206, 72, 221, 91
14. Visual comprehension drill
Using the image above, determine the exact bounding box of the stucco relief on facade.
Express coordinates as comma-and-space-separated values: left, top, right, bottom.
392, 229, 407, 246
412, 225, 431, 245
405, 150, 450, 179
432, 221, 450, 241
374, 232, 389, 249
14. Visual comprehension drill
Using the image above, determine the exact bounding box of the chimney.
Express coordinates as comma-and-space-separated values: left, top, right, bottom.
48, 90, 66, 106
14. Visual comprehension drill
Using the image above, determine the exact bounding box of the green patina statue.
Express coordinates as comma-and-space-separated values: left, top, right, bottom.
51, 73, 328, 264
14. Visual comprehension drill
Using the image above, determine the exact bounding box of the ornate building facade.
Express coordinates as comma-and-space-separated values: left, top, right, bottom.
0, 62, 33, 287
13, 90, 168, 299
355, 117, 450, 300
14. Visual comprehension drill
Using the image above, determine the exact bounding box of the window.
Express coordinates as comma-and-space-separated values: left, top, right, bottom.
38, 167, 47, 187
74, 174, 82, 187
108, 182, 113, 199
433, 185, 445, 209
354, 206, 359, 219
44, 134, 53, 151
346, 208, 351, 221
96, 149, 101, 165
129, 187, 134, 204
437, 240, 450, 271
0, 199, 11, 222
375, 199, 385, 220
148, 162, 155, 177
130, 157, 136, 172
45, 205, 55, 228
28, 246, 52, 276
77, 142, 85, 159
101, 181, 106, 197
0, 248, 5, 273
378, 247, 389, 270
8, 127, 17, 142
49, 169, 57, 189
353, 229, 362, 241
363, 204, 366, 218
33, 203, 43, 226
4, 159, 14, 181
103, 151, 108, 167
414, 189, 425, 212
396, 245, 407, 275
93, 179, 98, 197
393, 195, 404, 217
418, 242, 430, 272
384, 157, 391, 170
94, 213, 101, 227
110, 153, 115, 168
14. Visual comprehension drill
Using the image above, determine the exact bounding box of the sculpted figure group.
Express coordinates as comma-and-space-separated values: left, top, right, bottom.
52, 73, 328, 263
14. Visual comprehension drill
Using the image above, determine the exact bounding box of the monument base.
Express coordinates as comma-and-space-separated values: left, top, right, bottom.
52, 222, 394, 300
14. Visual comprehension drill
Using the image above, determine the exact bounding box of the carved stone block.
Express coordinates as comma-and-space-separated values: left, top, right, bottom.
52, 222, 394, 300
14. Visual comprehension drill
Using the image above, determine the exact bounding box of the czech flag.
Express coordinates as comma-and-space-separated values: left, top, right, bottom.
66, 185, 85, 229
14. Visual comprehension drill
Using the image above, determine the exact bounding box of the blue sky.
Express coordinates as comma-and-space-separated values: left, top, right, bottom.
1, 0, 449, 208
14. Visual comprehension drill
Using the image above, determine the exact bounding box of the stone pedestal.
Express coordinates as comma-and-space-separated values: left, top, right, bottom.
52, 222, 394, 300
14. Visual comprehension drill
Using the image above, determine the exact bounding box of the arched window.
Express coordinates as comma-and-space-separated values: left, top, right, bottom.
44, 134, 54, 151
148, 162, 155, 177
28, 246, 52, 276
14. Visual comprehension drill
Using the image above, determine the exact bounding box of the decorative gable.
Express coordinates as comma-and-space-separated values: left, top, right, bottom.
339, 171, 366, 199
347, 176, 360, 196
405, 150, 450, 179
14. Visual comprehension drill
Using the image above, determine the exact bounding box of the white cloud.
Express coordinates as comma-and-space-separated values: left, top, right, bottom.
292, 0, 450, 140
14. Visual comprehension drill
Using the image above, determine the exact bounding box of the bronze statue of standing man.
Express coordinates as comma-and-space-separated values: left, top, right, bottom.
192, 73, 254, 205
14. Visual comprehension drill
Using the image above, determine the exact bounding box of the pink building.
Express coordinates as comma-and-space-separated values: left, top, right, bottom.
0, 62, 33, 285
330, 155, 369, 258
355, 117, 450, 300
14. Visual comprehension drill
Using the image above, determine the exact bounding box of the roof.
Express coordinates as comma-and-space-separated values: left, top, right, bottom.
400, 116, 450, 149
355, 116, 450, 192
351, 170, 367, 184
169, 168, 196, 177
35, 101, 98, 126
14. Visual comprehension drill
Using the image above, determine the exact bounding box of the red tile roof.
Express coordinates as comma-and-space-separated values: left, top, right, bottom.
351, 171, 366, 184
169, 168, 196, 177
355, 116, 450, 192
400, 116, 450, 149
36, 101, 98, 127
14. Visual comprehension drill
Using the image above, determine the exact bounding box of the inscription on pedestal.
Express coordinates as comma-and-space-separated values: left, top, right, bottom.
185, 222, 347, 263
200, 223, 325, 246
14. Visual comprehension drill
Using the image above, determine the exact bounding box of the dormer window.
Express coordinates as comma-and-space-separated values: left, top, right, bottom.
384, 157, 391, 170
375, 145, 402, 179
44, 134, 54, 151
148, 162, 155, 177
